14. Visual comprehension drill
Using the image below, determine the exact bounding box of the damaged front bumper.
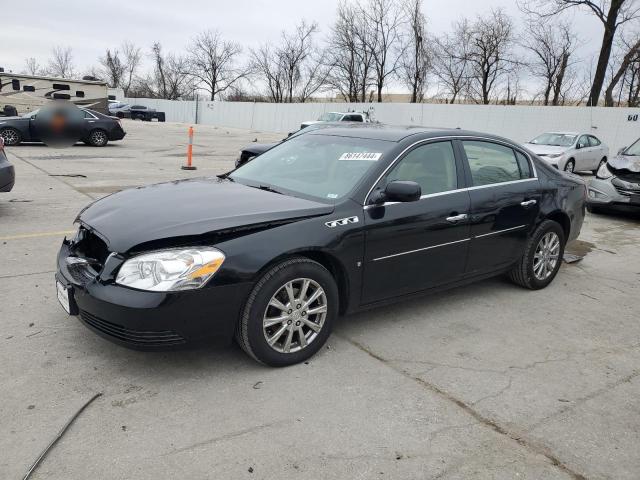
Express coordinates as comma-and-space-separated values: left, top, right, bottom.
587, 177, 640, 212
55, 234, 252, 350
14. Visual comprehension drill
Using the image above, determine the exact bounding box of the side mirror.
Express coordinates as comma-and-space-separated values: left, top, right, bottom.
384, 180, 422, 203
575, 143, 582, 150
618, 146, 627, 155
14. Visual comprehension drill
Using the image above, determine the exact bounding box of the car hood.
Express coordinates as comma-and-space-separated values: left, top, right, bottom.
608, 154, 640, 173
522, 144, 568, 156
77, 177, 334, 253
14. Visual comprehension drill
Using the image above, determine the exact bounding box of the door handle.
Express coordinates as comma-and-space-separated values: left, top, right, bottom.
521, 199, 537, 207
446, 213, 468, 223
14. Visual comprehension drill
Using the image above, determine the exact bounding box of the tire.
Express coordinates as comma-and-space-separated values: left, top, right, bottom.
0, 127, 22, 146
236, 257, 338, 367
593, 158, 606, 175
87, 129, 108, 147
116, 112, 125, 119
563, 159, 575, 173
509, 220, 566, 290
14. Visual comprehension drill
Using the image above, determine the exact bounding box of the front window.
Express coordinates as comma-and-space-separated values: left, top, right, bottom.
230, 134, 393, 202
318, 112, 343, 122
385, 141, 458, 195
530, 133, 577, 147
624, 138, 640, 156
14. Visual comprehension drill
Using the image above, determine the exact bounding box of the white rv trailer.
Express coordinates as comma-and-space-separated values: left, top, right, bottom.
0, 71, 108, 116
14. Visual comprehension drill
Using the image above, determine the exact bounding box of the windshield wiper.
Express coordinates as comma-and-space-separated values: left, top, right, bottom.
251, 184, 283, 195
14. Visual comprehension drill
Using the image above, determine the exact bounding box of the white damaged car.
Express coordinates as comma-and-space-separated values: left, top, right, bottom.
524, 132, 609, 174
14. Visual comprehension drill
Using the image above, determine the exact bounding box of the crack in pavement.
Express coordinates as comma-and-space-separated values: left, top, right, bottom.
0, 270, 56, 279
162, 419, 291, 456
526, 368, 640, 434
340, 335, 589, 480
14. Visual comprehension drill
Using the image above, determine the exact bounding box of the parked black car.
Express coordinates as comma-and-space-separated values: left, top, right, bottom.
236, 142, 278, 168
0, 137, 15, 192
0, 108, 126, 146
56, 125, 586, 366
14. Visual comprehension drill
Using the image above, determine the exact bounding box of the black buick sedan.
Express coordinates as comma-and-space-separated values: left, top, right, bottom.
56, 125, 586, 366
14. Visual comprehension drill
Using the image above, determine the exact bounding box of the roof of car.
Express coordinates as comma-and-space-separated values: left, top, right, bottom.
305, 123, 489, 142
543, 131, 581, 136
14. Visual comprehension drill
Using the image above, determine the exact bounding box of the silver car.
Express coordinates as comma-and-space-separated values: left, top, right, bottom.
524, 132, 609, 174
587, 138, 640, 213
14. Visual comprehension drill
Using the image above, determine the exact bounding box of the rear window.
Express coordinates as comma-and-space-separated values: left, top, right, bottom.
462, 141, 525, 186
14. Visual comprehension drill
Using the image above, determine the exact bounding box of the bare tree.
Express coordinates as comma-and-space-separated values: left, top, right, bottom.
187, 30, 246, 101
519, 0, 640, 106
605, 31, 640, 104
48, 46, 75, 78
250, 21, 327, 102
140, 43, 193, 100
466, 10, 516, 105
363, 0, 406, 102
398, 0, 429, 102
99, 49, 125, 88
432, 19, 472, 103
121, 42, 142, 97
523, 21, 577, 105
326, 1, 375, 102
23, 58, 44, 76
99, 43, 142, 95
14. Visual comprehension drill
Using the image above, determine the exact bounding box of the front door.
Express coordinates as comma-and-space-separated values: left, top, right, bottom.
460, 140, 541, 274
362, 140, 471, 304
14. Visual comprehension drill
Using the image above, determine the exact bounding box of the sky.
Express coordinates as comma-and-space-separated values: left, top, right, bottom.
0, 0, 606, 93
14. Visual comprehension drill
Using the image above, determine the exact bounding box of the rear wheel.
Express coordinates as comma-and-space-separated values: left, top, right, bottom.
509, 220, 565, 290
236, 257, 338, 367
564, 159, 575, 173
0, 127, 22, 146
87, 129, 108, 147
593, 157, 606, 175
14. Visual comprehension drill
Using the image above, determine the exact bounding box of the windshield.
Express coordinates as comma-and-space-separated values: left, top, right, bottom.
624, 138, 640, 156
318, 112, 343, 122
530, 133, 577, 147
229, 134, 393, 202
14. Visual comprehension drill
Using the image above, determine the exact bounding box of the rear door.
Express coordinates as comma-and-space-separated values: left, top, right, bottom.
362, 140, 471, 303
588, 135, 604, 169
460, 140, 540, 275
575, 135, 593, 171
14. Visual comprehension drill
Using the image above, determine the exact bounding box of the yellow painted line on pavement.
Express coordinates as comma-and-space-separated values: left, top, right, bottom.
0, 230, 75, 241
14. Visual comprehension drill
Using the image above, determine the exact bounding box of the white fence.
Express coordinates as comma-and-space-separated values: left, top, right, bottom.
124, 98, 640, 153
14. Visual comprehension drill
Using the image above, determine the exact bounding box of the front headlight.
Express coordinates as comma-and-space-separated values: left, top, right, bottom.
596, 162, 613, 179
115, 247, 225, 291
546, 153, 563, 159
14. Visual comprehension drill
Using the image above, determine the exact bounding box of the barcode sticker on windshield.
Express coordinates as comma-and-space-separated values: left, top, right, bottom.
339, 152, 382, 161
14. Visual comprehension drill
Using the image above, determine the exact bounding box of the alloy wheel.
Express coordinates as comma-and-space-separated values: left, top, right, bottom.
1, 129, 19, 145
533, 232, 560, 281
263, 278, 327, 354
564, 161, 574, 173
90, 130, 107, 146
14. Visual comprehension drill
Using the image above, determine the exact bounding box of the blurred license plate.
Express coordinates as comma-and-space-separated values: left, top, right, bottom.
56, 281, 71, 314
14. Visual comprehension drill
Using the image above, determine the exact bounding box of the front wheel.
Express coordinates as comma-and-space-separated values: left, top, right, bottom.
564, 159, 575, 173
0, 127, 22, 146
236, 258, 338, 367
87, 129, 108, 147
509, 220, 565, 290
593, 158, 606, 175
